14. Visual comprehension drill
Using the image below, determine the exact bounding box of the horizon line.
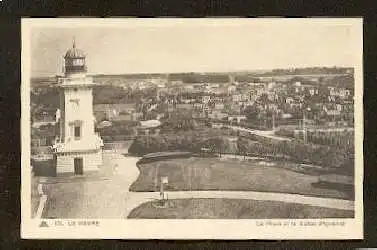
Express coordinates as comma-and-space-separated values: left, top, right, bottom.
31, 65, 355, 78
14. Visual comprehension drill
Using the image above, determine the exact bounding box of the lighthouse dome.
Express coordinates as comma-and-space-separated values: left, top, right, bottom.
64, 47, 86, 59
64, 40, 86, 59
64, 39, 87, 75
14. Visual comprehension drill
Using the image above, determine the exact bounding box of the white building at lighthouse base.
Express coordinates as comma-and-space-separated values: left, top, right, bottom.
53, 135, 104, 175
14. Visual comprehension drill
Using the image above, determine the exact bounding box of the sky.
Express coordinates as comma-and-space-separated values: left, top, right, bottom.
28, 19, 362, 77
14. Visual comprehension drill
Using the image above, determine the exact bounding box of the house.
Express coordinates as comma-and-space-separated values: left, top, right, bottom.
176, 103, 194, 110
110, 112, 133, 122
326, 121, 337, 127
214, 103, 225, 110
181, 97, 195, 104
32, 120, 56, 129
254, 84, 266, 96
227, 85, 237, 93
336, 104, 342, 111
232, 94, 242, 102
228, 115, 247, 124
242, 100, 255, 107
327, 95, 336, 102
156, 113, 165, 120
329, 87, 351, 99
140, 119, 161, 129
325, 110, 341, 116
342, 101, 354, 112
192, 111, 206, 119
290, 101, 303, 109
208, 111, 228, 120
132, 112, 143, 121
268, 103, 278, 110
148, 103, 158, 111
241, 93, 250, 102
308, 87, 319, 96
285, 97, 294, 104
193, 103, 204, 110
202, 95, 211, 103
210, 83, 220, 88
267, 93, 278, 101
183, 85, 195, 92
229, 103, 241, 114
169, 80, 184, 85
267, 82, 276, 90
94, 103, 136, 116
281, 113, 293, 119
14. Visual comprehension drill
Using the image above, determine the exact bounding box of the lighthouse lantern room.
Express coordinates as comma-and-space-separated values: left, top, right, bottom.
52, 40, 103, 175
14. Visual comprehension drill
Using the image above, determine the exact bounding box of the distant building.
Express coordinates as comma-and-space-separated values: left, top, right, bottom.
285, 97, 294, 104
132, 112, 143, 121
193, 103, 204, 110
208, 111, 228, 120
232, 94, 242, 102
241, 93, 250, 102
281, 113, 293, 119
176, 103, 194, 110
214, 103, 225, 110
227, 85, 237, 93
325, 110, 341, 116
328, 87, 351, 99
228, 115, 247, 124
202, 95, 211, 103
110, 113, 132, 122
32, 120, 56, 129
229, 103, 241, 114
140, 119, 161, 129
94, 103, 136, 116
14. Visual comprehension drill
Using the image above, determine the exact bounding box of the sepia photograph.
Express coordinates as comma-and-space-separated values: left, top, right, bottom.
21, 18, 363, 239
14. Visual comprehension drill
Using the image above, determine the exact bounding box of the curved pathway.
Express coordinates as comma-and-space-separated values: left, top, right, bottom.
43, 152, 355, 219
114, 154, 354, 218
122, 190, 354, 218
226, 125, 291, 141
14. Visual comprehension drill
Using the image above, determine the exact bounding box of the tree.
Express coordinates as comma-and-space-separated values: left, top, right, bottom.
237, 137, 250, 159
244, 105, 259, 121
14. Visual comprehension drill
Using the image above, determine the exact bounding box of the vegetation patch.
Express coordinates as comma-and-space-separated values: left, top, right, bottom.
128, 198, 354, 219
128, 128, 354, 176
129, 157, 353, 200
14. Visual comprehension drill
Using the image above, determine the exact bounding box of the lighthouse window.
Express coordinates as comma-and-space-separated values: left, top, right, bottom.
74, 125, 81, 140
73, 59, 82, 66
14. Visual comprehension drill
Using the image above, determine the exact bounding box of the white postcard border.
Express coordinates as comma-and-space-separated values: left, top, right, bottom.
21, 18, 364, 240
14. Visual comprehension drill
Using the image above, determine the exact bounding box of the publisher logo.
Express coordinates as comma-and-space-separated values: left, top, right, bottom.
39, 221, 49, 227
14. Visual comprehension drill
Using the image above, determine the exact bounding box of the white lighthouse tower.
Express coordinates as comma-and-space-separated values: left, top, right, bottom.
52, 40, 103, 175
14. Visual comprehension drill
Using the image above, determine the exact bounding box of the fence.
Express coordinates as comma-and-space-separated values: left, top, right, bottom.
103, 140, 134, 153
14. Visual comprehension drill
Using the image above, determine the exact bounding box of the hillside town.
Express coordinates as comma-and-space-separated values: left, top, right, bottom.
31, 69, 355, 154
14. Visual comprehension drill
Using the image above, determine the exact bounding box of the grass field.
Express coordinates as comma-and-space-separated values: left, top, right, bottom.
128, 198, 354, 219
130, 157, 353, 200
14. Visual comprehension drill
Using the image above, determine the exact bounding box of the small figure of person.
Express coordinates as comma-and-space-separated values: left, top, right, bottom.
113, 164, 118, 174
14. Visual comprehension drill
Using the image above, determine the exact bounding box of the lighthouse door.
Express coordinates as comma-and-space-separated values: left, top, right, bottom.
74, 157, 84, 175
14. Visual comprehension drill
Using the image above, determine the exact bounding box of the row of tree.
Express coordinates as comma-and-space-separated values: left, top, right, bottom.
258, 67, 353, 76
96, 121, 138, 142
237, 136, 354, 175
128, 129, 237, 156
275, 129, 355, 149
168, 73, 230, 83
129, 128, 354, 176
93, 85, 158, 104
